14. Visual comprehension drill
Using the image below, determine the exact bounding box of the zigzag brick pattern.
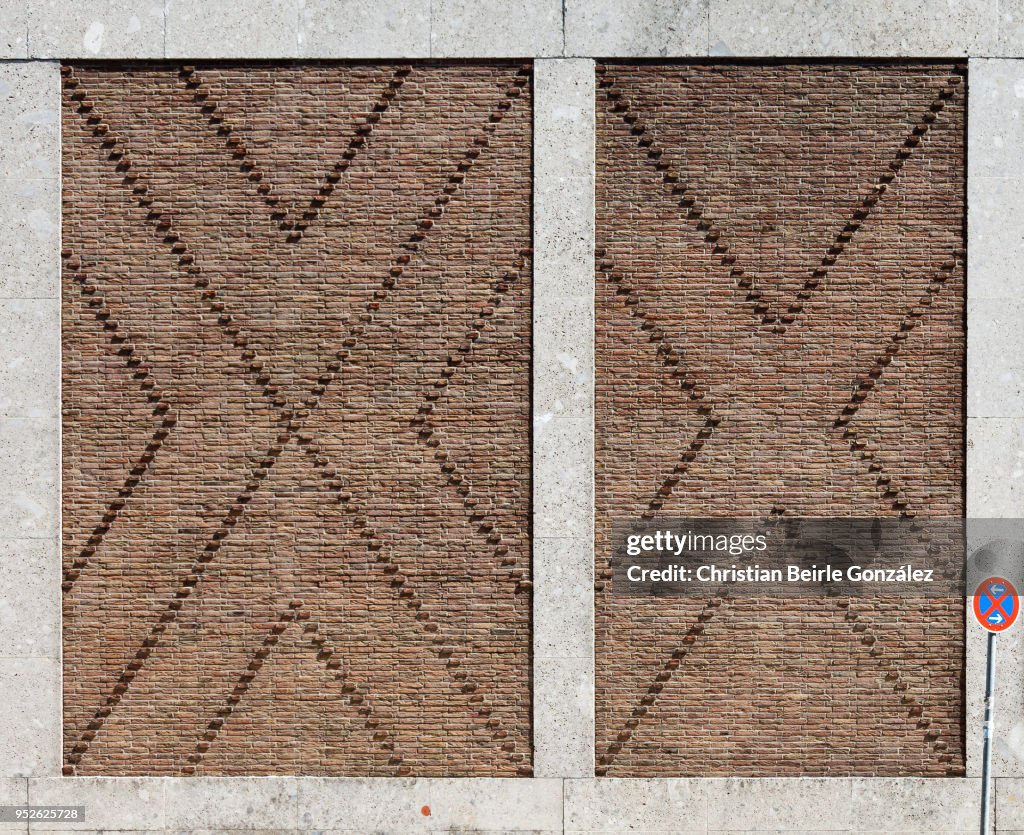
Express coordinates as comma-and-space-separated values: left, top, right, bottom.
61, 62, 533, 777
595, 62, 966, 777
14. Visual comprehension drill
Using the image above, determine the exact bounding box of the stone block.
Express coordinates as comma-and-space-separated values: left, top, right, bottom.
165, 0, 300, 58
968, 177, 1024, 301
0, 178, 59, 299
534, 297, 594, 418
296, 778, 427, 831
164, 777, 297, 830
565, 0, 707, 57
710, 0, 993, 56
0, 538, 58, 658
0, 63, 58, 178
967, 620, 1024, 776
534, 59, 596, 182
968, 298, 1024, 417
848, 778, 980, 829
0, 419, 58, 539
564, 778, 708, 830
28, 778, 165, 830
993, 0, 1024, 56
533, 415, 593, 540
0, 777, 26, 832
533, 62, 595, 304
968, 418, 1024, 518
0, 299, 58, 419
430, 0, 563, 57
533, 537, 593, 658
0, 5, 27, 57
28, 0, 164, 58
0, 658, 60, 777
534, 656, 594, 778
705, 777, 852, 830
969, 59, 1024, 180
299, 0, 430, 57
534, 179, 595, 301
999, 778, 1024, 827
427, 778, 563, 831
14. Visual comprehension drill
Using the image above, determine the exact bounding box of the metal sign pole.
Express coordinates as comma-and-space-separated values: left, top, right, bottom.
981, 630, 996, 835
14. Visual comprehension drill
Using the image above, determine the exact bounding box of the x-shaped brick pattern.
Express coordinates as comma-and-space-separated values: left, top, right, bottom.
594, 62, 966, 777
61, 63, 533, 776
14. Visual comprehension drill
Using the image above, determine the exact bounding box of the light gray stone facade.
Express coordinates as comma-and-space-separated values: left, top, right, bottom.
0, 60, 61, 784
12, 0, 1024, 59
967, 58, 1024, 780
533, 58, 596, 779
0, 3, 1019, 831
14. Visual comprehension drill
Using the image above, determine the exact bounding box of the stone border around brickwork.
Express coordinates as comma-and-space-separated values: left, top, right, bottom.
1, 5, 1023, 832
532, 57, 596, 779
0, 59, 62, 783
966, 57, 1024, 779
0, 775, 1016, 831
2, 0, 1024, 60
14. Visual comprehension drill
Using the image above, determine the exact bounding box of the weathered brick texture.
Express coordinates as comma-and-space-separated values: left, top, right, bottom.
61, 62, 533, 777
595, 63, 966, 776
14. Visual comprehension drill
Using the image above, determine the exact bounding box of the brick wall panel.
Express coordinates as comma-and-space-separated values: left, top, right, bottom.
595, 61, 966, 777
61, 62, 532, 777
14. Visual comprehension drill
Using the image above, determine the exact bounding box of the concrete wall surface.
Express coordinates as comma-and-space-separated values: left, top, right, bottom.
0, 775, 1018, 831
0, 0, 1023, 59
967, 58, 1024, 779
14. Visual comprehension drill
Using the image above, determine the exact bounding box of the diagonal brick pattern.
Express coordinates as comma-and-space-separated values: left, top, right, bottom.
61, 62, 533, 777
595, 63, 966, 776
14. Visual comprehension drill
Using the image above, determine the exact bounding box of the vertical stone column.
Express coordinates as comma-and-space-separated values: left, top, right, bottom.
0, 61, 62, 777
532, 57, 596, 778
967, 57, 1024, 776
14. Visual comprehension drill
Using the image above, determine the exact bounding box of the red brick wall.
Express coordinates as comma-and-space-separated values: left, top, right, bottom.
595, 62, 966, 776
61, 62, 533, 777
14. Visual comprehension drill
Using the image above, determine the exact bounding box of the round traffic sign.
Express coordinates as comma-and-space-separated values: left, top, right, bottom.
973, 577, 1019, 633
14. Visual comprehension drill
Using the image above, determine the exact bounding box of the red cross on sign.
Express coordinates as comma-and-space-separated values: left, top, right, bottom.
973, 577, 1020, 633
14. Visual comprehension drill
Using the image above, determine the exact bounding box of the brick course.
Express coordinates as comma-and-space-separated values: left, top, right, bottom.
595, 62, 966, 776
60, 62, 533, 777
